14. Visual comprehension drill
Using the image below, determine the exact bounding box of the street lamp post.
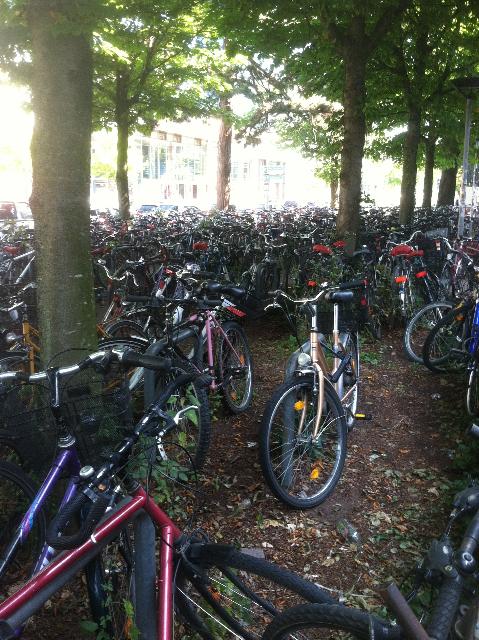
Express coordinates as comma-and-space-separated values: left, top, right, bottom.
452, 77, 479, 238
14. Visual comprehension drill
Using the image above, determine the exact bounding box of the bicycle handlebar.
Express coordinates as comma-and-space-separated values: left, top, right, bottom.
45, 370, 199, 551
0, 348, 171, 384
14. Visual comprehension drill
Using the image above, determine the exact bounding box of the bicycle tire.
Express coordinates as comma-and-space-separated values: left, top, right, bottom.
403, 301, 453, 364
155, 357, 211, 470
426, 575, 463, 640
255, 263, 280, 299
86, 512, 157, 640
467, 362, 479, 416
422, 303, 472, 373
262, 602, 401, 640
217, 321, 254, 414
0, 460, 47, 597
103, 319, 150, 341
175, 543, 335, 640
259, 374, 347, 509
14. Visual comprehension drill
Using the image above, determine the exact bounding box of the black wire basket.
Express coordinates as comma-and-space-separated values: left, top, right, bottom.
316, 294, 369, 334
0, 383, 56, 471
61, 374, 133, 466
0, 369, 134, 470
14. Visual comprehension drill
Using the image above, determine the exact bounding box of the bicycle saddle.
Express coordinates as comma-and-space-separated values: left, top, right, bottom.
325, 290, 354, 303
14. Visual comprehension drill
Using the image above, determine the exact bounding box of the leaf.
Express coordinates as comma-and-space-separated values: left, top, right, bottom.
79, 620, 99, 633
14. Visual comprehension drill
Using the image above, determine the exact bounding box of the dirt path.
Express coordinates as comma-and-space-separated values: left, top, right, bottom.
21, 318, 466, 636
194, 317, 464, 609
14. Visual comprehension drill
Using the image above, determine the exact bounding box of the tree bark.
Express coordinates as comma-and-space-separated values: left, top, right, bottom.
216, 96, 232, 211
422, 137, 436, 208
28, 0, 97, 364
336, 37, 367, 252
399, 108, 421, 224
437, 166, 458, 206
116, 66, 130, 220
330, 175, 339, 209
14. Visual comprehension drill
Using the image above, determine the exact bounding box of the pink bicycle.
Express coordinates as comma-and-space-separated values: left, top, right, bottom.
0, 349, 332, 640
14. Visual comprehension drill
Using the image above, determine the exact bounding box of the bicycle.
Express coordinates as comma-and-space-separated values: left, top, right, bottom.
403, 300, 454, 364
124, 280, 255, 414
0, 349, 336, 640
257, 285, 360, 509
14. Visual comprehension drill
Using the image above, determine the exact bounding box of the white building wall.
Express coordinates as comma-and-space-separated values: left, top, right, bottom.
127, 118, 328, 210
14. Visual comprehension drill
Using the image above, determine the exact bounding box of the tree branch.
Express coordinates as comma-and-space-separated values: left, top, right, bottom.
367, 0, 413, 54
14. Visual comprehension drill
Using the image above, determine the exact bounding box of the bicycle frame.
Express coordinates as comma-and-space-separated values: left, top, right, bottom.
0, 445, 81, 580
0, 487, 179, 640
21, 318, 40, 375
189, 309, 245, 392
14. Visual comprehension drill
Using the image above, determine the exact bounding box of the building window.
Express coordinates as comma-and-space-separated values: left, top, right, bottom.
173, 134, 182, 143
142, 142, 150, 179
178, 184, 185, 198
192, 184, 198, 199
231, 161, 250, 181
194, 138, 203, 146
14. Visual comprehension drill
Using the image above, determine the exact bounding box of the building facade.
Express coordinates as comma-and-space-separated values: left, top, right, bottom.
124, 118, 326, 209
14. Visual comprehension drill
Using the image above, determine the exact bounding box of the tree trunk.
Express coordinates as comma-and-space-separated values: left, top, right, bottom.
28, 0, 97, 364
437, 166, 458, 206
399, 108, 421, 224
216, 96, 232, 211
330, 175, 339, 209
336, 40, 367, 253
116, 66, 130, 220
422, 137, 436, 208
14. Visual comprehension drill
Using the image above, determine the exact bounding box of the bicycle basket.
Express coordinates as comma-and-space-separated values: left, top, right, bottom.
61, 373, 133, 466
316, 290, 368, 334
0, 383, 56, 471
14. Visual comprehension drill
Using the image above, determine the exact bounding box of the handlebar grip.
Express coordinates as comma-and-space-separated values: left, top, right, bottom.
46, 491, 110, 551
338, 279, 366, 290
124, 294, 155, 304
120, 349, 172, 371
202, 299, 223, 307
426, 575, 463, 640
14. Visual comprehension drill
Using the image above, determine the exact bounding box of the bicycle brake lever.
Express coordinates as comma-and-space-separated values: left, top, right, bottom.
173, 405, 198, 425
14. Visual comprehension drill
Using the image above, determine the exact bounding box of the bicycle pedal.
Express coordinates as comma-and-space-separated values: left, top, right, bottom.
354, 412, 372, 421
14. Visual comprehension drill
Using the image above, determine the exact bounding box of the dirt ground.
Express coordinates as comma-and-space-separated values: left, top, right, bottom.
20, 314, 468, 638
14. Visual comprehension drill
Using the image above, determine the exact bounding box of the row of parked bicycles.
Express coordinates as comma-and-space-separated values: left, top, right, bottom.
0, 204, 478, 639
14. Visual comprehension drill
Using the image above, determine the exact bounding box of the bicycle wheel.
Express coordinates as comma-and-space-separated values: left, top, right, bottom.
403, 301, 453, 364
0, 460, 47, 597
259, 374, 347, 509
155, 358, 211, 470
255, 262, 280, 299
175, 543, 335, 640
103, 319, 149, 341
86, 513, 157, 639
217, 321, 254, 414
262, 603, 400, 640
422, 303, 472, 373
467, 362, 479, 416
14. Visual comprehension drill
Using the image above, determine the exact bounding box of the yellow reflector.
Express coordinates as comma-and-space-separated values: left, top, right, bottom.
294, 400, 305, 411
310, 468, 320, 479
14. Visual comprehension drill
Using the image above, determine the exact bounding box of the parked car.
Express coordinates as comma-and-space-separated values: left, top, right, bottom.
157, 203, 179, 215
135, 204, 161, 216
0, 201, 34, 229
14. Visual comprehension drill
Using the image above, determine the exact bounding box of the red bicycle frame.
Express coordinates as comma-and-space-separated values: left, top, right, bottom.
0, 486, 180, 640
